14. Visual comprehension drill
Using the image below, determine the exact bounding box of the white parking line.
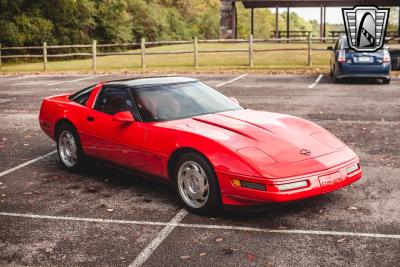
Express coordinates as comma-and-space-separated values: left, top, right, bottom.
129, 209, 188, 267
47, 74, 108, 86
0, 150, 56, 178
308, 74, 323, 88
0, 211, 399, 240
216, 73, 248, 87
2, 75, 38, 82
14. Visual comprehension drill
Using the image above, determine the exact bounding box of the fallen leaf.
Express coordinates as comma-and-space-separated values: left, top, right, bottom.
180, 255, 190, 259
106, 208, 114, 212
199, 252, 206, 256
1, 194, 5, 197
348, 206, 359, 210
337, 238, 346, 243
23, 192, 32, 195
216, 237, 223, 242
247, 254, 256, 262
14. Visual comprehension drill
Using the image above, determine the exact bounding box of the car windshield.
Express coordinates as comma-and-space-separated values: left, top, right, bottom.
131, 81, 243, 122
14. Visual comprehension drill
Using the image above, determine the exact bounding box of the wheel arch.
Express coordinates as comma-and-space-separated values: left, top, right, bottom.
54, 118, 76, 139
167, 147, 213, 179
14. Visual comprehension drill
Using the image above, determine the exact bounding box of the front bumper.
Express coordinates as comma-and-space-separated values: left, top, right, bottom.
217, 159, 362, 206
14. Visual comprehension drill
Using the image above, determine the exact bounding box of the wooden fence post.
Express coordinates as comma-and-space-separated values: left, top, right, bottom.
43, 42, 47, 71
92, 40, 97, 72
193, 36, 198, 67
0, 43, 2, 71
248, 34, 254, 67
308, 32, 312, 67
141, 37, 146, 68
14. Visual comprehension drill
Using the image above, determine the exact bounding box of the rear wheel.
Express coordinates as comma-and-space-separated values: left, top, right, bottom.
56, 124, 85, 171
173, 152, 221, 215
333, 70, 341, 83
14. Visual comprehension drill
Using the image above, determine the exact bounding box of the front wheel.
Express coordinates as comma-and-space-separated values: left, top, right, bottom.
173, 152, 221, 215
383, 78, 391, 84
56, 124, 85, 171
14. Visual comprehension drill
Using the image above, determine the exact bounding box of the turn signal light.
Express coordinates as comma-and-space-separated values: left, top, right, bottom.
338, 50, 346, 63
231, 179, 266, 191
383, 50, 390, 63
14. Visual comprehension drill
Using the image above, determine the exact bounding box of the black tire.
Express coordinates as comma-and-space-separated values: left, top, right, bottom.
333, 71, 341, 83
383, 78, 391, 84
55, 123, 86, 171
172, 152, 221, 215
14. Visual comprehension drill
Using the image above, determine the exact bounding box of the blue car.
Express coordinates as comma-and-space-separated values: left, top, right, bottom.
330, 36, 391, 84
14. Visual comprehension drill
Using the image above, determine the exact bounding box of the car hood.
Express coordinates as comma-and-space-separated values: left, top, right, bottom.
190, 109, 352, 177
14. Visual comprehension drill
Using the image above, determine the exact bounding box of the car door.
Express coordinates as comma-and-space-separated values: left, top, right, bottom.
82, 85, 147, 170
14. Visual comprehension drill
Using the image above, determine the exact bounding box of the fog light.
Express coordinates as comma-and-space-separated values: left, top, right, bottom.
231, 179, 266, 191
277, 181, 308, 191
346, 163, 360, 175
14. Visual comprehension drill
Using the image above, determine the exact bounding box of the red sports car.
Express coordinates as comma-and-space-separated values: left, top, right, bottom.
39, 77, 362, 214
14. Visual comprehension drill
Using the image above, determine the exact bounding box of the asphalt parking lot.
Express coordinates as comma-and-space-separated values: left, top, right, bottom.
0, 73, 399, 266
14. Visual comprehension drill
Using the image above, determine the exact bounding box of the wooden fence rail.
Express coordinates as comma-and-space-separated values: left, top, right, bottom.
2, 34, 387, 71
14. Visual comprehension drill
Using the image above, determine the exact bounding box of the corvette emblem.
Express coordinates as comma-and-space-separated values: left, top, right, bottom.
300, 149, 311, 156
342, 5, 389, 52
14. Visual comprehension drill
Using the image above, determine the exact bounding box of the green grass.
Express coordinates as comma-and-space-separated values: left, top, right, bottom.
0, 43, 333, 73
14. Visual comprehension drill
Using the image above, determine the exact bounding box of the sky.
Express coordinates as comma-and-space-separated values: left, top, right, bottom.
269, 7, 345, 24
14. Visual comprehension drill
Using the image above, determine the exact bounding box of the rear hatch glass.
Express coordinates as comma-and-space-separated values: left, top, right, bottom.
342, 38, 383, 64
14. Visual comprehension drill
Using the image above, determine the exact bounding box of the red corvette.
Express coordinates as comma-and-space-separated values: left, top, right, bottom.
39, 77, 362, 214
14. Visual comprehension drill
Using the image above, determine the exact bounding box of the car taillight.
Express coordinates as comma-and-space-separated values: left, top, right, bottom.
383, 50, 390, 63
338, 50, 346, 62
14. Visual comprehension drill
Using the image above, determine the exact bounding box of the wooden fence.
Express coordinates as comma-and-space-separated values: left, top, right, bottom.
0, 34, 354, 71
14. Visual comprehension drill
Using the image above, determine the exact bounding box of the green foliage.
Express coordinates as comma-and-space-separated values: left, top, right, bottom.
4, 0, 393, 47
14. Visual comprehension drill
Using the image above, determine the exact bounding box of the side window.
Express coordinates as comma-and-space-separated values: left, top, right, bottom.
69, 85, 95, 106
94, 87, 134, 115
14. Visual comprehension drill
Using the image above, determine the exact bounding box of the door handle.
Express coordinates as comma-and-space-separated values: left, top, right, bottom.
87, 116, 94, 122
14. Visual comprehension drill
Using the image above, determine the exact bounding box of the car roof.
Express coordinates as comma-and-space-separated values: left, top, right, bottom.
105, 76, 198, 87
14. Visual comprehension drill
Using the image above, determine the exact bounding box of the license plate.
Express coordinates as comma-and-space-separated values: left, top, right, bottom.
358, 56, 371, 63
319, 172, 345, 192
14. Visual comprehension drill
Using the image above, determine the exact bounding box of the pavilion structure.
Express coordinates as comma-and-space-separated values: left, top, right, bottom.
220, 0, 400, 39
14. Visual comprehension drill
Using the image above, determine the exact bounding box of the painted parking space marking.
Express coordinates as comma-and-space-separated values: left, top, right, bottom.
0, 211, 399, 240
308, 74, 323, 88
216, 73, 248, 87
2, 75, 38, 82
0, 150, 56, 178
46, 74, 108, 86
129, 209, 188, 267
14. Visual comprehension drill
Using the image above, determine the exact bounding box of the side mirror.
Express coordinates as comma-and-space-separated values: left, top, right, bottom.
230, 97, 239, 105
113, 111, 135, 124
327, 46, 333, 50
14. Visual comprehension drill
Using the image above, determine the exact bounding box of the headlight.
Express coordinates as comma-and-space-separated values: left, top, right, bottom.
236, 147, 276, 167
276, 181, 308, 191
346, 163, 360, 175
